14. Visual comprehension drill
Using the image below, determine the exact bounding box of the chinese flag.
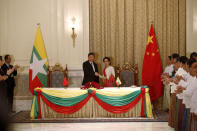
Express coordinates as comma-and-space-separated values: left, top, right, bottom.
142, 24, 163, 101
62, 77, 69, 87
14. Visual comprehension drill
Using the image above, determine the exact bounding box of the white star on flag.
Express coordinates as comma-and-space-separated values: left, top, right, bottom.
30, 53, 47, 80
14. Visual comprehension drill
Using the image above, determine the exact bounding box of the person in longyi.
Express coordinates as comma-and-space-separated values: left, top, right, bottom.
95, 57, 115, 87
175, 58, 197, 131
162, 55, 174, 111
164, 53, 180, 128
173, 56, 188, 131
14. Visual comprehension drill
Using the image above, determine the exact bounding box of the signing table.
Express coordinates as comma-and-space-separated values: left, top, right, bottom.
30, 86, 153, 119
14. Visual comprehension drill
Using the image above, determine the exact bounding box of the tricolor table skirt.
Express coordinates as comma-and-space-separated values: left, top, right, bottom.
30, 86, 153, 119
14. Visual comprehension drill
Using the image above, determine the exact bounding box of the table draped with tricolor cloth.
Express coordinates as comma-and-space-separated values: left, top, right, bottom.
30, 86, 153, 119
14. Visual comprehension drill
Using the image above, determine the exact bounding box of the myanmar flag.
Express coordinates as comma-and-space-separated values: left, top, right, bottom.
142, 24, 162, 101
29, 26, 49, 94
116, 77, 122, 87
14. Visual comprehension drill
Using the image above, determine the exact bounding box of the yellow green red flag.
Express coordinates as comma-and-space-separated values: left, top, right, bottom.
29, 26, 48, 94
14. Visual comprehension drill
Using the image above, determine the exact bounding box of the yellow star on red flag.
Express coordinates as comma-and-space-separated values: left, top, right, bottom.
147, 35, 153, 44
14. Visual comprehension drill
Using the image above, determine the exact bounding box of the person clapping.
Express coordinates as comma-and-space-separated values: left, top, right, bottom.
2, 55, 18, 113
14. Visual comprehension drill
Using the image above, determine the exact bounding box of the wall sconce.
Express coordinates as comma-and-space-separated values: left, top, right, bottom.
71, 17, 77, 48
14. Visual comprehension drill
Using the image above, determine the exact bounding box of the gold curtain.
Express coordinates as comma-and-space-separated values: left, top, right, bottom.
89, 0, 186, 84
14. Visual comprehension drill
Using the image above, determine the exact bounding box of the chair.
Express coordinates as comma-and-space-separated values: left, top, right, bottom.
114, 64, 121, 79
48, 63, 68, 87
115, 63, 138, 87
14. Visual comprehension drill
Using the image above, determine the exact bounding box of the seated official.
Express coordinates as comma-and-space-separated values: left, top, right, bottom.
82, 52, 99, 85
95, 57, 115, 87
2, 55, 18, 113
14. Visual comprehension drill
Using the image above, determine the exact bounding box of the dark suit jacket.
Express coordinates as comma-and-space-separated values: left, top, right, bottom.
82, 61, 99, 85
0, 67, 7, 88
0, 67, 8, 102
2, 63, 17, 88
0, 67, 6, 76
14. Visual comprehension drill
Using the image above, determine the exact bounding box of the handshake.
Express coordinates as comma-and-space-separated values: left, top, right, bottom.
95, 72, 99, 76
94, 72, 107, 79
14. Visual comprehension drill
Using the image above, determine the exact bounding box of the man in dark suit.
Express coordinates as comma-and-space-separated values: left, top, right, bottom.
82, 52, 99, 85
0, 56, 9, 131
2, 55, 18, 113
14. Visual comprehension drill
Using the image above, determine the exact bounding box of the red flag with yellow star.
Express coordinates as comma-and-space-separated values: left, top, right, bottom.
142, 24, 162, 101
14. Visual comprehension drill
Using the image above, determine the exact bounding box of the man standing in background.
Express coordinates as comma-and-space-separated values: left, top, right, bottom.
2, 54, 18, 113
0, 56, 9, 131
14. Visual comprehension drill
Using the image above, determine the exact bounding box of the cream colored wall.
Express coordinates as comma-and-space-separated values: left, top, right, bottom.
0, 0, 89, 71
186, 0, 197, 56
1, 0, 196, 71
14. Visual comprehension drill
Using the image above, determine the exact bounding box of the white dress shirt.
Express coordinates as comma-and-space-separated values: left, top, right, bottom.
182, 76, 197, 109
89, 62, 95, 72
175, 68, 189, 99
164, 64, 174, 76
